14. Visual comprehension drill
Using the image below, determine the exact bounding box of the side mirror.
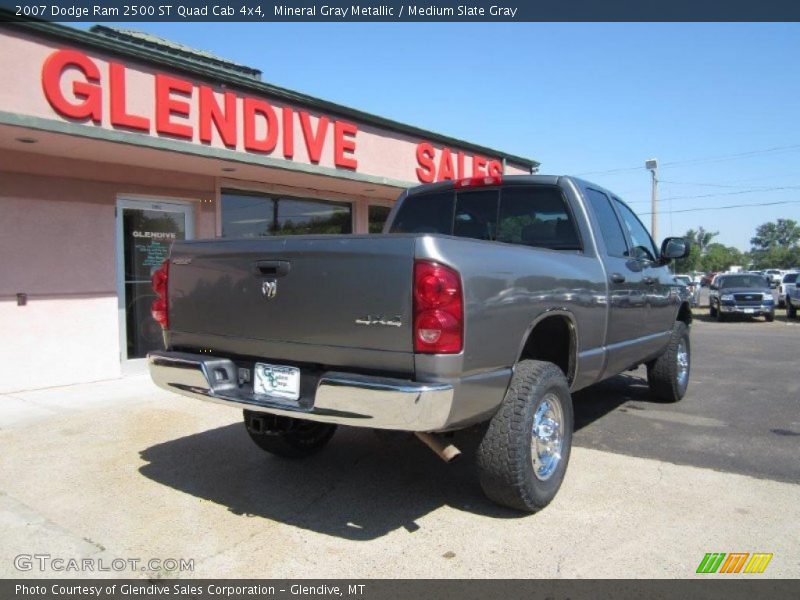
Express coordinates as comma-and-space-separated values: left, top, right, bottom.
660, 237, 690, 263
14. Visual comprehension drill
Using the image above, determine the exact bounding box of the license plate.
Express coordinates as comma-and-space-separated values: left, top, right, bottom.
253, 363, 300, 401
744, 308, 755, 314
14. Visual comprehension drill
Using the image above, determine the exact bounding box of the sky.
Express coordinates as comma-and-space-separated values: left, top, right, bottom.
75, 22, 800, 250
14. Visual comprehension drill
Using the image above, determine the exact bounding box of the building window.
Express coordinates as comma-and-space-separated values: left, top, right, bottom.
368, 205, 391, 233
221, 191, 352, 238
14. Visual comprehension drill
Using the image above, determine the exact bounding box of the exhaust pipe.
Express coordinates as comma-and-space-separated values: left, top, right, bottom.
415, 432, 462, 463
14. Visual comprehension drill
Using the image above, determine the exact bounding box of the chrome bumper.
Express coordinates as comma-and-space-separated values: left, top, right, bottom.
147, 351, 454, 432
720, 304, 774, 314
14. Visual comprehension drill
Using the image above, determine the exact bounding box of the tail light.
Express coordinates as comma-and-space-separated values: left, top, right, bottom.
454, 175, 502, 188
151, 260, 169, 329
413, 260, 463, 354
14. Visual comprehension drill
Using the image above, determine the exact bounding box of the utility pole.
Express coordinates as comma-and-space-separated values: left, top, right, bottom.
645, 158, 658, 241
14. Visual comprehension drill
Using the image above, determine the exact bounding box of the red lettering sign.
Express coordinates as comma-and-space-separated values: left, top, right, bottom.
199, 86, 237, 147
155, 74, 193, 139
299, 111, 329, 163
334, 121, 358, 169
415, 142, 436, 183
40, 49, 361, 171
41, 49, 102, 123
415, 142, 504, 182
109, 63, 149, 131
243, 98, 278, 153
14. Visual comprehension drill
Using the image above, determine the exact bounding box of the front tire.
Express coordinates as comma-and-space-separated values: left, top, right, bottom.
765, 312, 775, 322
788, 301, 797, 319
647, 321, 691, 402
243, 411, 337, 459
709, 303, 718, 318
477, 360, 573, 513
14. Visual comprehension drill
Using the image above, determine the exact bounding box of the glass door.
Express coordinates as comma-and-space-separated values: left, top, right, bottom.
116, 198, 194, 362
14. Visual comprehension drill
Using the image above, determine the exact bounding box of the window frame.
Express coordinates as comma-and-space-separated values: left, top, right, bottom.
611, 195, 659, 263
220, 188, 354, 238
584, 187, 630, 259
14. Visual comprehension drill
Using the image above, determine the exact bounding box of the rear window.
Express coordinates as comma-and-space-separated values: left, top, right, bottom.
390, 185, 582, 251
389, 191, 454, 235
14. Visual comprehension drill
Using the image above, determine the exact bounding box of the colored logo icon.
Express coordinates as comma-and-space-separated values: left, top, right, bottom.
696, 553, 773, 574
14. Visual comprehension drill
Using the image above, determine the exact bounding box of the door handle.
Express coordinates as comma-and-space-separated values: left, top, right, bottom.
610, 273, 626, 284
643, 276, 657, 285
253, 260, 291, 277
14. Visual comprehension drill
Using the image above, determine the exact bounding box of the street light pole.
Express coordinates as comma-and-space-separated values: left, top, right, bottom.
645, 158, 658, 241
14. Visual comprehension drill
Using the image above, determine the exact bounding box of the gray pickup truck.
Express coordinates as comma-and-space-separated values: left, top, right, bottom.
148, 175, 691, 512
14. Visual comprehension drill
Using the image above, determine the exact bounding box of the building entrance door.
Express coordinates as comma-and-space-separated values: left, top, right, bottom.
116, 197, 194, 365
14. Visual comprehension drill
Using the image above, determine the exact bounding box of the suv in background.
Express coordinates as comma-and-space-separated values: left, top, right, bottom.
764, 269, 784, 288
709, 273, 775, 322
777, 272, 798, 308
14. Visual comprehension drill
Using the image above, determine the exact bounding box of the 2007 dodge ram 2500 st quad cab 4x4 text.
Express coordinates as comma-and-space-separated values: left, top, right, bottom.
148, 175, 692, 512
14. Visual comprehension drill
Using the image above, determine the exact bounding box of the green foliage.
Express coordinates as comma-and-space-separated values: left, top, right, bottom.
673, 227, 719, 273
700, 243, 743, 272
275, 212, 352, 235
750, 219, 800, 250
497, 214, 537, 244
749, 218, 800, 269
674, 242, 701, 273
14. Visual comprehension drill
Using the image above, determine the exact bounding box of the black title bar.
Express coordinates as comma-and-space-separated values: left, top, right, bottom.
1, 0, 800, 22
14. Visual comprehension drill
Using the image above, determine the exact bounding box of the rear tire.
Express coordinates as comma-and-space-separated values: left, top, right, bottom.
647, 321, 691, 403
477, 360, 573, 513
765, 313, 774, 322
243, 411, 336, 459
788, 302, 797, 319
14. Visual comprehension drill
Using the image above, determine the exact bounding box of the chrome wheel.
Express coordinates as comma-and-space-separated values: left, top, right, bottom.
531, 392, 564, 481
676, 338, 690, 389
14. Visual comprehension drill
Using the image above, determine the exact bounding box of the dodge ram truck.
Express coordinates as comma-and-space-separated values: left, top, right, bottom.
148, 175, 692, 512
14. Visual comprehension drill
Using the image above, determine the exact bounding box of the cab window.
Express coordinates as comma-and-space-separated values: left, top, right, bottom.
613, 198, 658, 262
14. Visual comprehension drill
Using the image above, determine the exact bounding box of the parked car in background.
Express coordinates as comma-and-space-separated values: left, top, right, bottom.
709, 273, 775, 322
787, 284, 800, 319
674, 274, 699, 307
763, 269, 784, 288
700, 272, 718, 287
778, 272, 798, 308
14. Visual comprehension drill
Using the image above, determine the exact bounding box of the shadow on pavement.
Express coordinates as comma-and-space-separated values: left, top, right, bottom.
139, 372, 680, 540
573, 372, 670, 432
139, 422, 524, 541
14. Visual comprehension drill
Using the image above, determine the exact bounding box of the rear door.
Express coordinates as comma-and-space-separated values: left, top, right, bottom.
582, 188, 650, 375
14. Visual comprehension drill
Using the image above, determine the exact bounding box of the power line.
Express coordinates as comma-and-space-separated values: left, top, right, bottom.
657, 179, 792, 189
575, 143, 800, 176
638, 199, 800, 216
628, 184, 800, 204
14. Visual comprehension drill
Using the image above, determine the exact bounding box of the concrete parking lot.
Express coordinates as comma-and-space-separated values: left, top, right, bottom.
0, 303, 798, 579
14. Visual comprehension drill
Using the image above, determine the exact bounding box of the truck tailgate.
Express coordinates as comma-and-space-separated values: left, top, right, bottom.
167, 235, 416, 372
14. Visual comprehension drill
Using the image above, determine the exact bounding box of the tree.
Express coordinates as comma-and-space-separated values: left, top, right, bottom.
699, 243, 743, 272
673, 227, 718, 273
750, 219, 800, 250
689, 227, 719, 254
749, 219, 800, 268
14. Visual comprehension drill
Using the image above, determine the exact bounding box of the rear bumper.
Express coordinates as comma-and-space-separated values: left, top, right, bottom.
147, 351, 454, 432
